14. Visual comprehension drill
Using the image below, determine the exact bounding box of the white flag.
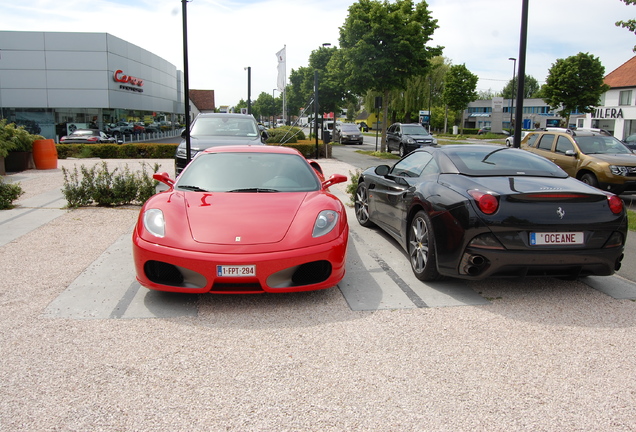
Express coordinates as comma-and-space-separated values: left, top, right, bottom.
276, 46, 286, 92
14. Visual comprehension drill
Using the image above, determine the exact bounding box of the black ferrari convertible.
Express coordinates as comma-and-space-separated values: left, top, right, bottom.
354, 144, 627, 281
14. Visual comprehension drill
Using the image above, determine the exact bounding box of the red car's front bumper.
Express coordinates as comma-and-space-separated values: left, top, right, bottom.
132, 229, 348, 294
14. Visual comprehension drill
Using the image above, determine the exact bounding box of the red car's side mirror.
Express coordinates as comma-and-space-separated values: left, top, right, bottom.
153, 172, 175, 188
322, 173, 347, 189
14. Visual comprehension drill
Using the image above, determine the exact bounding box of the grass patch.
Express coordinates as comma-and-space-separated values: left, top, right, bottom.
628, 209, 636, 231
354, 150, 400, 159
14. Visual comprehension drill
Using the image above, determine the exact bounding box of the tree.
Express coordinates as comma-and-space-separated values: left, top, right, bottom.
541, 52, 610, 126
251, 92, 279, 123
616, 0, 636, 51
338, 0, 442, 151
501, 75, 540, 99
443, 64, 478, 135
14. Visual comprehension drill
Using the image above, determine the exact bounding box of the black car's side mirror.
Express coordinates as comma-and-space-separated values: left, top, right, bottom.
375, 165, 390, 176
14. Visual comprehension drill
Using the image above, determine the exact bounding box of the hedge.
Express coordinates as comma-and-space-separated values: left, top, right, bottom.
56, 143, 178, 159
55, 140, 330, 159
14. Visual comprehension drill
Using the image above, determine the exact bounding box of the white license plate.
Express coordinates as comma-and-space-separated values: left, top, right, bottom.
530, 232, 584, 246
216, 265, 256, 277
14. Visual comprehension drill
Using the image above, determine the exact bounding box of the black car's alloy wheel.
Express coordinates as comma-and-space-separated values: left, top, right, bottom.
354, 182, 375, 227
399, 144, 406, 157
409, 210, 441, 281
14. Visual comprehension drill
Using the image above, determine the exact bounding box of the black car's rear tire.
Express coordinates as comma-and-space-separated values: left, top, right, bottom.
354, 182, 375, 227
409, 210, 442, 281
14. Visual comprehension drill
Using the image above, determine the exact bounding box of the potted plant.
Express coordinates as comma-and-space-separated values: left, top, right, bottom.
0, 119, 43, 173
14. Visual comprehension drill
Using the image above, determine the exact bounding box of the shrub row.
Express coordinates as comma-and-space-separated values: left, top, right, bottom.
265, 126, 306, 144
56, 143, 178, 159
61, 161, 159, 208
55, 141, 331, 160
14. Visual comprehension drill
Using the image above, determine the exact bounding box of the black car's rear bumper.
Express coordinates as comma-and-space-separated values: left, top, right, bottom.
439, 245, 625, 280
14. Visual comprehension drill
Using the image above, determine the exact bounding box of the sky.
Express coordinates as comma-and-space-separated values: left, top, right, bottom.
1, 0, 635, 107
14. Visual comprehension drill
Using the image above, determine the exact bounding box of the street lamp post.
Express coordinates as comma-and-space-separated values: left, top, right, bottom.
181, 0, 192, 165
244, 66, 251, 115
272, 89, 277, 127
320, 43, 331, 142
508, 57, 516, 135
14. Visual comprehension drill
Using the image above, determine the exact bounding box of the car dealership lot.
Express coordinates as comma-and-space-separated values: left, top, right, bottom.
2, 158, 636, 430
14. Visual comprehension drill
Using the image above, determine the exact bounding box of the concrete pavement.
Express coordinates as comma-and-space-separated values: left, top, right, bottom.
2, 158, 636, 319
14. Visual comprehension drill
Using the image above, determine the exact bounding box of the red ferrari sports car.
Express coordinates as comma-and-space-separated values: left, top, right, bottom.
132, 145, 349, 294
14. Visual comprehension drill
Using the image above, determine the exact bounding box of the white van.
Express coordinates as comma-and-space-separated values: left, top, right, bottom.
276, 119, 286, 127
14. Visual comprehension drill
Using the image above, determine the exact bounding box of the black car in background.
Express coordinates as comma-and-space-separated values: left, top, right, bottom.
386, 123, 437, 157
354, 144, 626, 281
333, 123, 363, 145
175, 113, 268, 175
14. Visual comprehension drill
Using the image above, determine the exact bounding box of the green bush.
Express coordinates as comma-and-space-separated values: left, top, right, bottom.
266, 126, 305, 144
56, 143, 178, 159
0, 119, 44, 157
268, 142, 330, 158
61, 161, 160, 208
0, 177, 24, 210
345, 170, 362, 206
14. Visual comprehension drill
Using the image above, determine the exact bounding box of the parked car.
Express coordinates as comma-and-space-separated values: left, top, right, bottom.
107, 121, 134, 136
622, 133, 636, 151
174, 113, 268, 175
478, 126, 509, 136
386, 123, 437, 157
133, 145, 349, 294
59, 129, 119, 144
133, 123, 146, 134
333, 123, 363, 145
354, 144, 626, 281
505, 131, 530, 147
521, 127, 636, 194
144, 122, 161, 133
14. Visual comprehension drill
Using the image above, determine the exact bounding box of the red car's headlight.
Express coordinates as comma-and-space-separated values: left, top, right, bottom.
143, 208, 165, 238
313, 210, 339, 238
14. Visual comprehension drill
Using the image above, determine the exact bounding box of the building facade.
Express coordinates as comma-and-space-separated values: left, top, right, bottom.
465, 98, 566, 132
0, 31, 185, 140
579, 56, 636, 140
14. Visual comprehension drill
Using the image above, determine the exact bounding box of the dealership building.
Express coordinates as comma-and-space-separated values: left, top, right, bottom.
0, 31, 186, 140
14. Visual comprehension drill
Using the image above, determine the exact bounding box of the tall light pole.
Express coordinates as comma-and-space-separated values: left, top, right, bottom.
508, 57, 516, 135
244, 66, 251, 114
513, 0, 529, 148
182, 0, 192, 164
272, 89, 277, 127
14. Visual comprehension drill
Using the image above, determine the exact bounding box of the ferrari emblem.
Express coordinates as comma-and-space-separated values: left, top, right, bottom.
556, 207, 565, 219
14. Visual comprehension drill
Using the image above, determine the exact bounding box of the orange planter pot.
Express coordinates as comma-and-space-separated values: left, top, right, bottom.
32, 139, 58, 170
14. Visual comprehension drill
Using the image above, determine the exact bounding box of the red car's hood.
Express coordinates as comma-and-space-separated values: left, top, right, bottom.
185, 192, 305, 245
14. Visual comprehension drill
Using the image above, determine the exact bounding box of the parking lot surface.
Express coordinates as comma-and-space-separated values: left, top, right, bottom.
1, 158, 636, 431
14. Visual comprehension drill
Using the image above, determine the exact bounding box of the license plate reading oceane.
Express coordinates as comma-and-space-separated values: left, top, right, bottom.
530, 232, 584, 246
217, 265, 256, 277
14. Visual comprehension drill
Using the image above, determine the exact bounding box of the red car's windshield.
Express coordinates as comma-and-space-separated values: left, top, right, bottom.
176, 152, 321, 192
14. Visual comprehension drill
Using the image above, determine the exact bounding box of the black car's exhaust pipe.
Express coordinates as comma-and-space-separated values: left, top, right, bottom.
463, 254, 487, 276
